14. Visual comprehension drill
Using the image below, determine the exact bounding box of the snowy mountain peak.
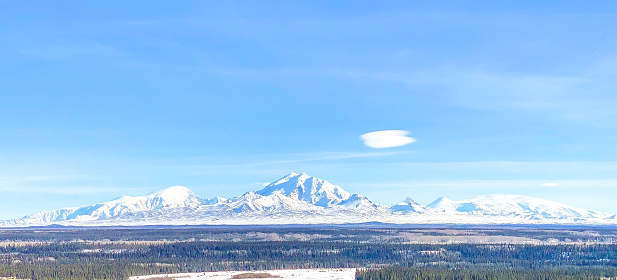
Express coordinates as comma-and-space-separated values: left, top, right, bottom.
2, 174, 616, 227
426, 194, 611, 219
427, 197, 453, 208
152, 185, 192, 196
390, 197, 427, 213
5, 186, 206, 225
143, 185, 203, 206
267, 172, 310, 186
104, 185, 204, 211
257, 173, 352, 207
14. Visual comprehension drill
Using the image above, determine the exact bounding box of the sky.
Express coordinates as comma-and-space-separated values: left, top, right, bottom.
1, 1, 616, 220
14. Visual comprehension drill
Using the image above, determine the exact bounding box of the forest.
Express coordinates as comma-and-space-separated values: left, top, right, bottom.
0, 227, 616, 279
356, 266, 617, 280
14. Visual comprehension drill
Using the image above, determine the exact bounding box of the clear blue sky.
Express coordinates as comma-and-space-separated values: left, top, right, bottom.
1, 1, 616, 219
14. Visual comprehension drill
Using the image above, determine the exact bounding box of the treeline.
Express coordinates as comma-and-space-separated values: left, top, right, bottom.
356, 266, 617, 280
0, 228, 381, 243
0, 262, 175, 280
2, 227, 615, 244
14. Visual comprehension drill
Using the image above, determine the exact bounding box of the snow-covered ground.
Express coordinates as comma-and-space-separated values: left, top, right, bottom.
129, 268, 356, 280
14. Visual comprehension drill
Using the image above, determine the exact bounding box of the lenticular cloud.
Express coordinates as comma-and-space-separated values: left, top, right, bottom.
360, 130, 416, 148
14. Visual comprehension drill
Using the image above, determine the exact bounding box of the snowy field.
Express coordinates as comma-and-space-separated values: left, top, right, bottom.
129, 268, 356, 280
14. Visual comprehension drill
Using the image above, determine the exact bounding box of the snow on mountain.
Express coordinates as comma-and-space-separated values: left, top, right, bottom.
426, 194, 611, 220
5, 186, 205, 225
203, 197, 228, 205
78, 185, 205, 218
232, 173, 381, 213
3, 207, 79, 226
224, 191, 322, 213
427, 197, 457, 211
336, 194, 384, 212
390, 197, 428, 213
257, 173, 352, 207
1, 173, 616, 227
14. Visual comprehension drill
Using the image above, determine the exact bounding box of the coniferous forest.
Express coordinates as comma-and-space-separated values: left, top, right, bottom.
1, 227, 617, 279
355, 266, 617, 280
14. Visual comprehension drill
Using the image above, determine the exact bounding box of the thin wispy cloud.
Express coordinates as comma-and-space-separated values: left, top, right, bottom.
344, 179, 617, 193
182, 151, 416, 168
346, 56, 617, 126
0, 185, 149, 195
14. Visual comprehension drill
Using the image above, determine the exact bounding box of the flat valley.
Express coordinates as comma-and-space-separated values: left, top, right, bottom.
2, 226, 617, 279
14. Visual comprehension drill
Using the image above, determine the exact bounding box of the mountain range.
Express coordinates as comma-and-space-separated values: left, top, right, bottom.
2, 173, 615, 227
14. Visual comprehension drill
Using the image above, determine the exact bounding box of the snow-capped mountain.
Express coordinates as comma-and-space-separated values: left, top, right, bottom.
224, 191, 322, 213
255, 173, 380, 211
257, 173, 352, 207
390, 197, 428, 213
3, 186, 205, 225
426, 194, 611, 220
1, 173, 615, 227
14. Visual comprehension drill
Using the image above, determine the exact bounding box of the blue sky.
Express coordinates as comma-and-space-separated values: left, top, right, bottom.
1, 1, 616, 219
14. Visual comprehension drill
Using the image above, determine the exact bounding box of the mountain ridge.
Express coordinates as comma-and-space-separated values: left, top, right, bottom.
2, 173, 614, 227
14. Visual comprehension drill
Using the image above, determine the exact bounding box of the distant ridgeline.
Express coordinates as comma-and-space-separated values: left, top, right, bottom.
2, 173, 616, 226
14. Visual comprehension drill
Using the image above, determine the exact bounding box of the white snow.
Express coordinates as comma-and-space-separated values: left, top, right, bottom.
426, 194, 610, 219
2, 173, 616, 227
1, 185, 204, 225
129, 268, 356, 280
257, 173, 353, 207
390, 197, 427, 213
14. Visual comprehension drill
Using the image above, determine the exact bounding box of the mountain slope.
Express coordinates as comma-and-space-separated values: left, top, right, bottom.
1, 174, 615, 226
4, 186, 205, 225
257, 173, 352, 207
224, 191, 322, 213
390, 197, 428, 213
427, 194, 611, 219
232, 173, 382, 213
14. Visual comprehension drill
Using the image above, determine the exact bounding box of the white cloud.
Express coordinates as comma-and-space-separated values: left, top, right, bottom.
360, 130, 416, 148
541, 183, 560, 187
